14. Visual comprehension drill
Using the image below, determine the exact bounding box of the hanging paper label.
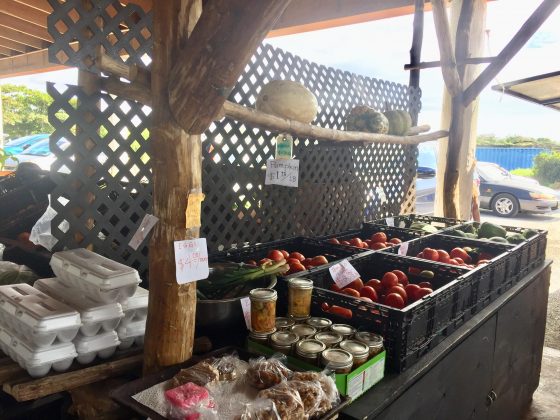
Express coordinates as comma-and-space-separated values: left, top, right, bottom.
265, 159, 299, 188
329, 259, 361, 289
386, 217, 395, 227
129, 214, 159, 250
398, 242, 409, 256
240, 297, 252, 330
174, 238, 209, 284
185, 190, 205, 229
275, 133, 293, 160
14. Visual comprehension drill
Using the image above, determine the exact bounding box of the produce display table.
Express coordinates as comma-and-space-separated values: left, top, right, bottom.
341, 261, 551, 420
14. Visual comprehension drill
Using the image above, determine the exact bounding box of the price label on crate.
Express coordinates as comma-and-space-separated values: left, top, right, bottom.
398, 242, 409, 256
265, 159, 299, 188
386, 217, 395, 227
240, 297, 252, 330
329, 259, 361, 289
174, 238, 209, 284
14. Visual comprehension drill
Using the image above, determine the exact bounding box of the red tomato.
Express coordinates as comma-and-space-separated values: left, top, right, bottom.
381, 272, 399, 289
330, 283, 342, 293
287, 258, 301, 265
245, 260, 257, 266
289, 262, 306, 273
447, 259, 459, 266
453, 257, 465, 265
302, 258, 313, 266
416, 252, 424, 258
450, 247, 471, 264
389, 238, 402, 244
437, 249, 450, 260
371, 242, 387, 250
365, 279, 383, 294
418, 281, 432, 289
388, 285, 407, 302
267, 250, 285, 262
415, 287, 433, 300
361, 242, 369, 249
328, 305, 352, 319
392, 270, 408, 285
327, 238, 340, 245
408, 267, 421, 275
259, 258, 272, 266
405, 284, 421, 301
422, 248, 439, 262
340, 240, 351, 246
349, 238, 363, 248
479, 252, 494, 261
360, 286, 378, 302
342, 288, 361, 298
370, 232, 387, 243
311, 255, 329, 266
289, 252, 305, 261
347, 278, 364, 291
280, 250, 290, 259
385, 293, 405, 309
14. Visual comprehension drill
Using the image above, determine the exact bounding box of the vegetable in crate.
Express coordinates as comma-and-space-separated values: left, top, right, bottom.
383, 110, 412, 135
478, 222, 507, 239
255, 80, 319, 124
344, 105, 389, 134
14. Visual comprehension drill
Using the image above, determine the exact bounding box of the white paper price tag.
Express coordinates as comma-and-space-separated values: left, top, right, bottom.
329, 259, 361, 289
385, 217, 394, 227
398, 242, 409, 256
265, 159, 299, 188
128, 214, 159, 250
240, 297, 252, 330
174, 238, 209, 284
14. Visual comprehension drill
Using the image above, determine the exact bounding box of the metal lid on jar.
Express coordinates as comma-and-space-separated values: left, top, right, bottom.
276, 317, 295, 330
296, 339, 327, 357
288, 278, 313, 289
330, 324, 356, 337
339, 340, 370, 358
249, 288, 277, 302
306, 317, 333, 329
270, 331, 299, 346
354, 331, 384, 348
314, 331, 343, 346
321, 348, 354, 369
249, 328, 276, 340
290, 324, 317, 337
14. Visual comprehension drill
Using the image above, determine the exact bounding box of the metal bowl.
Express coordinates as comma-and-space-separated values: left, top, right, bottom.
196, 276, 277, 330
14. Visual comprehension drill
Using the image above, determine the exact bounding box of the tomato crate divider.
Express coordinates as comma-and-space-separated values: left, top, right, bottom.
317, 224, 425, 249
280, 252, 470, 372
443, 222, 548, 282
365, 214, 465, 233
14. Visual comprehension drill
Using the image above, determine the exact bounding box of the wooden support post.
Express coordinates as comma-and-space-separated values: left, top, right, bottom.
168, 0, 294, 134
143, 0, 202, 375
409, 0, 424, 126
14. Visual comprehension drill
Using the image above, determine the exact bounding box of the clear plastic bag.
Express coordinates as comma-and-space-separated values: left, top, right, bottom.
291, 371, 340, 416
164, 382, 217, 420
171, 361, 220, 388
210, 353, 249, 382
0, 261, 39, 285
29, 197, 63, 251
257, 381, 305, 420
286, 380, 324, 418
240, 398, 281, 420
246, 354, 293, 390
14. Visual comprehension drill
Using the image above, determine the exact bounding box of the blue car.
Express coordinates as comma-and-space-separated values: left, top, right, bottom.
3, 134, 50, 156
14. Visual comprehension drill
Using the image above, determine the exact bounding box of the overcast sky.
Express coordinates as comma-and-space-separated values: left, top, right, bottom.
3, 0, 559, 141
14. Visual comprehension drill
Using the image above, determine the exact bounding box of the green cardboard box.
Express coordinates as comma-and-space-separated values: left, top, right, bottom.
247, 339, 385, 400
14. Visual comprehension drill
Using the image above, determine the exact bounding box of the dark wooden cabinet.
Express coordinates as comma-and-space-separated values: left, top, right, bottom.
342, 263, 551, 420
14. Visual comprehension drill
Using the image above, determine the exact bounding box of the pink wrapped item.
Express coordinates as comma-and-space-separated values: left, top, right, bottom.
164, 382, 216, 420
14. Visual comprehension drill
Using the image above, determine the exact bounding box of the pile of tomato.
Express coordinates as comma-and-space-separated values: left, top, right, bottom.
246, 249, 329, 274
327, 232, 402, 250
413, 247, 492, 269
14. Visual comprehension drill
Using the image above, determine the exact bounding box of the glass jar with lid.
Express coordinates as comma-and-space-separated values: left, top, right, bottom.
320, 348, 354, 374
249, 328, 276, 345
354, 332, 384, 357
329, 324, 356, 339
306, 317, 332, 331
270, 331, 299, 355
287, 278, 313, 319
339, 339, 370, 368
295, 339, 326, 365
249, 288, 277, 333
314, 331, 343, 348
290, 324, 317, 339
275, 317, 295, 331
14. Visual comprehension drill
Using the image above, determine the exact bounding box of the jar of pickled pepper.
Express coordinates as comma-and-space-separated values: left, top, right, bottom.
249, 288, 277, 333
288, 278, 313, 319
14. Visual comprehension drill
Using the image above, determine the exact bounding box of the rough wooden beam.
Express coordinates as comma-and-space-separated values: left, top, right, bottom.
98, 77, 152, 105
168, 0, 294, 134
0, 49, 64, 78
222, 101, 446, 145
94, 48, 150, 86
431, 0, 462, 96
404, 56, 494, 70
409, 0, 425, 90
0, 13, 52, 41
463, 0, 560, 106
0, 46, 12, 57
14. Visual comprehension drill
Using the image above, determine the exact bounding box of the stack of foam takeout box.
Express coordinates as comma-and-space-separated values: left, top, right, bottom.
0, 248, 148, 377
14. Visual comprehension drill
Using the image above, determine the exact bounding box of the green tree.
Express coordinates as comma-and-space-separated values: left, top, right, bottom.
477, 134, 560, 151
1, 84, 53, 139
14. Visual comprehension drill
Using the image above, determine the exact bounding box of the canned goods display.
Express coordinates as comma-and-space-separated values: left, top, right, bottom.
249, 288, 277, 333
270, 331, 299, 355
295, 339, 326, 365
306, 317, 333, 331
275, 317, 295, 331
314, 331, 343, 348
320, 348, 353, 373
287, 278, 314, 319
354, 331, 384, 357
339, 339, 370, 368
290, 324, 317, 339
330, 324, 356, 339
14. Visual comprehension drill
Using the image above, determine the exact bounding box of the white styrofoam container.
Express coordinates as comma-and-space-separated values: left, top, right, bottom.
73, 330, 121, 364
50, 249, 141, 304
0, 327, 76, 378
34, 278, 124, 337
117, 319, 145, 350
121, 287, 149, 326
0, 284, 81, 347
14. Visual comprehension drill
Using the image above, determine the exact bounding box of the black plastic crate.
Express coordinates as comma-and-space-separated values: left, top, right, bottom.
366, 214, 464, 233
281, 252, 470, 372
319, 224, 424, 250
209, 236, 365, 278
445, 222, 548, 281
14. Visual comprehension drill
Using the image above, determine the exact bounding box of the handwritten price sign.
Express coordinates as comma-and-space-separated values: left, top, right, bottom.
265, 159, 299, 188
174, 238, 209, 284
329, 259, 361, 289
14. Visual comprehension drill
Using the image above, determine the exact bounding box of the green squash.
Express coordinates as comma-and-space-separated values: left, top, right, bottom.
345, 105, 389, 134
383, 110, 412, 135
506, 233, 525, 244
478, 222, 507, 239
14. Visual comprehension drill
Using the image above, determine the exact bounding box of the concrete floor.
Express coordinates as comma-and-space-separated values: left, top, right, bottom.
522, 347, 560, 420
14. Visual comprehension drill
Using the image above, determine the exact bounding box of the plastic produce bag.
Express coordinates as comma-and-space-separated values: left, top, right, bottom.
246, 354, 293, 389
210, 353, 249, 382
257, 381, 305, 420
0, 261, 39, 285
291, 371, 340, 416
164, 382, 218, 420
240, 398, 281, 420
29, 197, 66, 251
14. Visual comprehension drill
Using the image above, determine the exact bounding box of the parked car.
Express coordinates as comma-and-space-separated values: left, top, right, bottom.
476, 161, 559, 217
416, 142, 437, 214
3, 134, 50, 155
3, 138, 69, 172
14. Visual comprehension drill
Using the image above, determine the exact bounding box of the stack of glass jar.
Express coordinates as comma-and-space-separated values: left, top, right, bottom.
248, 278, 384, 374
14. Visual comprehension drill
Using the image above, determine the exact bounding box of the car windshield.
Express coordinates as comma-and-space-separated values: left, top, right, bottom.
21, 138, 67, 156
477, 163, 510, 181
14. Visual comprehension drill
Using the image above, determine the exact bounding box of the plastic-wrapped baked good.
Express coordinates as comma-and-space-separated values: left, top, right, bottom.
240, 398, 281, 420
291, 371, 340, 415
246, 356, 292, 389
287, 380, 324, 417
164, 382, 217, 420
257, 382, 305, 420
210, 354, 249, 382
171, 361, 220, 387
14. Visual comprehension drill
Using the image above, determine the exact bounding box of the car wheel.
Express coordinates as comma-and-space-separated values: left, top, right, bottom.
491, 193, 519, 217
